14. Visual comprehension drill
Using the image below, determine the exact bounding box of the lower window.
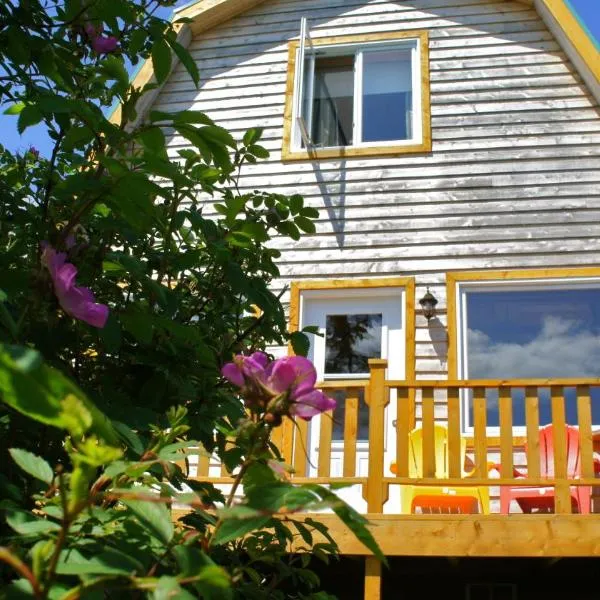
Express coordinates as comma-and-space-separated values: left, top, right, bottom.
456, 276, 600, 430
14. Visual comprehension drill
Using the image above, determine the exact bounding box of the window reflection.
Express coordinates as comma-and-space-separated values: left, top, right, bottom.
464, 287, 600, 426
325, 313, 382, 375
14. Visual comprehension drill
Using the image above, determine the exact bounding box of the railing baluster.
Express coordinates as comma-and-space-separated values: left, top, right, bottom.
473, 386, 487, 478
447, 387, 461, 478
499, 387, 513, 478
293, 418, 309, 478
197, 448, 210, 478
364, 359, 389, 512
318, 410, 333, 478
577, 385, 594, 480
343, 389, 359, 477
551, 385, 571, 514
396, 385, 410, 478
525, 386, 540, 479
422, 387, 436, 478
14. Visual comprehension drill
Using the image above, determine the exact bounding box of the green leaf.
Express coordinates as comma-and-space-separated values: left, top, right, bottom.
289, 194, 304, 215
290, 331, 310, 357
101, 55, 129, 90
56, 547, 143, 575
122, 495, 174, 545
6, 511, 61, 536
173, 111, 214, 126
211, 515, 271, 545
17, 105, 43, 134
138, 126, 166, 156
0, 344, 119, 445
3, 103, 25, 115
301, 206, 320, 219
151, 39, 172, 85
243, 127, 263, 146
122, 313, 153, 345
200, 125, 237, 149
295, 215, 316, 234
9, 449, 53, 484
294, 521, 313, 546
247, 144, 269, 159
167, 39, 199, 88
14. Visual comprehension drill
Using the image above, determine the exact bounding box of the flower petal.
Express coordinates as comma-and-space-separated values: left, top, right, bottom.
221, 363, 244, 387
285, 356, 317, 398
290, 390, 336, 421
249, 352, 269, 369
267, 360, 296, 394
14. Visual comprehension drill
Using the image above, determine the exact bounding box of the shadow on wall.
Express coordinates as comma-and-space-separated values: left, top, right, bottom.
156, 0, 553, 252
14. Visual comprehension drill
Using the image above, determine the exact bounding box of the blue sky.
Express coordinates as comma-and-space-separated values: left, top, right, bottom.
1, 0, 598, 156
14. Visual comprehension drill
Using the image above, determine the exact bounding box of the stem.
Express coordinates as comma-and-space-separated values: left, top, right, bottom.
0, 548, 43, 599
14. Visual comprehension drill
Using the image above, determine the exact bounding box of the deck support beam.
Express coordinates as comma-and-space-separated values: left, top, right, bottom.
365, 557, 382, 600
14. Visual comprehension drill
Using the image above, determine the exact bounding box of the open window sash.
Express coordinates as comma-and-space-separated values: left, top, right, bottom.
295, 17, 314, 149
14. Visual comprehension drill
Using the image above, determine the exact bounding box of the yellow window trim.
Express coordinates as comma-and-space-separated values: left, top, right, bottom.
446, 267, 600, 380
288, 276, 416, 381
281, 31, 432, 162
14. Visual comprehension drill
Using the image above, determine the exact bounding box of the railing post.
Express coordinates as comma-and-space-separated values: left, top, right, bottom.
364, 359, 389, 513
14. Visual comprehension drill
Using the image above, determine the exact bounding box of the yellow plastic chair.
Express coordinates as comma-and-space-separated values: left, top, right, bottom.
391, 424, 490, 514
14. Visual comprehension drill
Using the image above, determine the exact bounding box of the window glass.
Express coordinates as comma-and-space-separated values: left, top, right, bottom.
464, 286, 600, 427
325, 313, 382, 441
325, 313, 382, 374
362, 48, 413, 142
310, 55, 354, 147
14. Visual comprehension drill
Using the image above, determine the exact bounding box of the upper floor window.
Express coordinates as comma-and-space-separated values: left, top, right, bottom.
282, 30, 431, 161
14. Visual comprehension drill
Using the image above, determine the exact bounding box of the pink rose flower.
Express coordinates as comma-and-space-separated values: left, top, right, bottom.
84, 22, 118, 54
41, 244, 109, 329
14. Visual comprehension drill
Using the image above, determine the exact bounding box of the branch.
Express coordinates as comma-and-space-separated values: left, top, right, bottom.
0, 548, 43, 599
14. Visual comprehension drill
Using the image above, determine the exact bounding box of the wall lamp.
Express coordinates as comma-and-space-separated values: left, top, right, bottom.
419, 288, 438, 321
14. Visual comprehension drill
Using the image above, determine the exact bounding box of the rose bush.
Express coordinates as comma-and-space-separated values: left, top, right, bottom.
0, 1, 383, 598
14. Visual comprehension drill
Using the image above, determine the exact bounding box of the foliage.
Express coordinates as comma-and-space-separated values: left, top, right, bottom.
0, 1, 383, 598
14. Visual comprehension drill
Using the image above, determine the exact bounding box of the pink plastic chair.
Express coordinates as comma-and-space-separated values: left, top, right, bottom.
500, 424, 594, 514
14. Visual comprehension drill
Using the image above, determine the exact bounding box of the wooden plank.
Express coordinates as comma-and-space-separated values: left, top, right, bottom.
498, 388, 513, 478
472, 387, 487, 478
364, 557, 381, 600
343, 390, 359, 477
196, 449, 210, 478
447, 387, 461, 478
551, 386, 571, 514
525, 386, 541, 479
318, 412, 333, 478
388, 377, 600, 388
577, 385, 594, 479
421, 387, 436, 478
284, 514, 600, 558
363, 360, 389, 513
293, 418, 309, 478
395, 386, 411, 478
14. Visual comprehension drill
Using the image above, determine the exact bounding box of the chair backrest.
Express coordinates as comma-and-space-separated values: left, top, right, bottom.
408, 424, 467, 478
534, 424, 581, 478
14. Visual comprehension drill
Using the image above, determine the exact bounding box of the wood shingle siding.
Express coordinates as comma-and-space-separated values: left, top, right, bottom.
151, 0, 600, 381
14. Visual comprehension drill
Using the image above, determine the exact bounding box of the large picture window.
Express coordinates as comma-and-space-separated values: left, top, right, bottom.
282, 31, 431, 161
455, 276, 600, 431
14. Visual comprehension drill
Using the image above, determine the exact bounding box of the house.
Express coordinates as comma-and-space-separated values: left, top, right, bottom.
126, 0, 600, 597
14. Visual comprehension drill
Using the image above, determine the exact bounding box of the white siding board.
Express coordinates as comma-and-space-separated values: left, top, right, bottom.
150, 0, 600, 385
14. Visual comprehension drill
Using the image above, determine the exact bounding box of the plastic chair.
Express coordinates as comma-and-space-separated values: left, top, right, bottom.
499, 424, 596, 514
391, 424, 491, 514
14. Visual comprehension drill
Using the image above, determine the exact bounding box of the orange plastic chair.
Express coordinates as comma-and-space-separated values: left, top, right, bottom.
391, 424, 490, 514
499, 424, 598, 514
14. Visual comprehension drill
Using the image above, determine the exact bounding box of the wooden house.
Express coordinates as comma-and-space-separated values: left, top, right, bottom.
125, 0, 600, 597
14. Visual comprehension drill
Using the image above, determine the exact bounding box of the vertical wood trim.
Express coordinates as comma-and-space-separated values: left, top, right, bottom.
422, 387, 436, 478
293, 418, 309, 477
420, 30, 432, 152
577, 385, 594, 480
396, 386, 410, 478
344, 390, 360, 477
525, 386, 541, 479
551, 386, 571, 514
446, 273, 458, 380
405, 278, 416, 381
447, 387, 461, 478
364, 557, 382, 600
280, 419, 295, 465
197, 449, 210, 477
318, 412, 333, 477
364, 359, 389, 512
473, 387, 487, 478
499, 388, 513, 478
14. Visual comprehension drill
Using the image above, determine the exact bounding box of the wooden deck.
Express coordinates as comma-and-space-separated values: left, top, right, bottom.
185, 360, 600, 563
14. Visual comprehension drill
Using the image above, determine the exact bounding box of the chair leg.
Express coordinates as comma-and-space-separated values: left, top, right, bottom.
499, 487, 511, 514
576, 487, 591, 514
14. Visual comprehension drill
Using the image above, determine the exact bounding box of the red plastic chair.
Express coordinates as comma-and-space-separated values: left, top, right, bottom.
500, 424, 594, 514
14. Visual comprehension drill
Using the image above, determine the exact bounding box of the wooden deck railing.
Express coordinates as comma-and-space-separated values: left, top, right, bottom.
190, 359, 600, 516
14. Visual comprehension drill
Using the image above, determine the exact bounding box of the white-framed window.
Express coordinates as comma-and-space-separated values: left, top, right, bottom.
456, 277, 600, 432
282, 30, 430, 160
